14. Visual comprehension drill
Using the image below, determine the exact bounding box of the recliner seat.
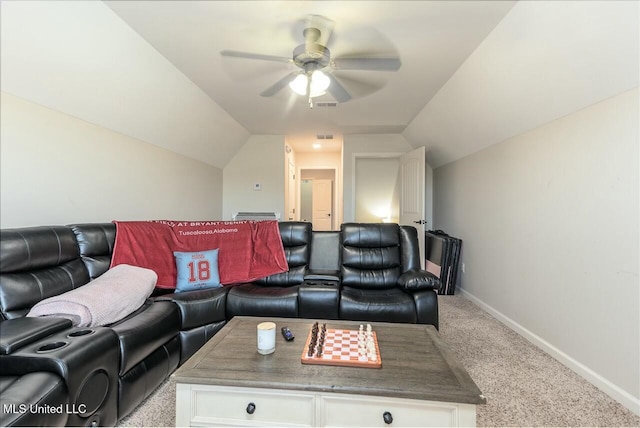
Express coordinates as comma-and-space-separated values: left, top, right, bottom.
226, 222, 312, 318
0, 372, 69, 427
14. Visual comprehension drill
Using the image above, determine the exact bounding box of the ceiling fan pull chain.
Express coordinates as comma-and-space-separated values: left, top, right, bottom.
307, 76, 314, 108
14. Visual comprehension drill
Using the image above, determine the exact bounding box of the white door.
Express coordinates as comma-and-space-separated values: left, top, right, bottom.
312, 179, 333, 231
399, 146, 426, 267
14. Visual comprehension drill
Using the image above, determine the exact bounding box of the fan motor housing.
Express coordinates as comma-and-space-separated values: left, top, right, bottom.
293, 43, 331, 69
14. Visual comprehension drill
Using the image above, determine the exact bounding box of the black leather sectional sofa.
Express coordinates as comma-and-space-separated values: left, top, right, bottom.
0, 221, 439, 426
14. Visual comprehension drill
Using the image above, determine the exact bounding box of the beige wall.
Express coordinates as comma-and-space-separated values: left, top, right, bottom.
434, 89, 639, 413
354, 157, 400, 223
342, 134, 414, 222
0, 93, 223, 228
300, 169, 335, 180
222, 135, 285, 221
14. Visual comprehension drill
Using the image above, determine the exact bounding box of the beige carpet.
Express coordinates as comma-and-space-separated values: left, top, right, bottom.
117, 295, 640, 427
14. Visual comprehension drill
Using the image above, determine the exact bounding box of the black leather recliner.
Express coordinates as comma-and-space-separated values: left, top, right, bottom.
71, 222, 227, 368
339, 223, 440, 328
0, 225, 180, 424
226, 222, 312, 318
0, 220, 439, 427
69, 223, 182, 419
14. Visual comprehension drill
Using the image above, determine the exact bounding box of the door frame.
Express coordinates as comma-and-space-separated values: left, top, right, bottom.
286, 158, 296, 221
298, 167, 339, 230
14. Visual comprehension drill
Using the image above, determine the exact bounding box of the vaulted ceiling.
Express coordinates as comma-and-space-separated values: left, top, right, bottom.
104, 1, 516, 151
1, 1, 638, 168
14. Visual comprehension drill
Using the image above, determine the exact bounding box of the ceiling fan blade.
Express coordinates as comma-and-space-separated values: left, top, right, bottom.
260, 72, 299, 97
221, 50, 291, 64
327, 75, 351, 103
329, 73, 385, 98
332, 57, 401, 71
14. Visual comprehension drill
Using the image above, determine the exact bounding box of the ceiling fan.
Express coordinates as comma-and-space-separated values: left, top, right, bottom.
220, 15, 401, 106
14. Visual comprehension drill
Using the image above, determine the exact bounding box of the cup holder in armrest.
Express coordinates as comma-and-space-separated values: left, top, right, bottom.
36, 341, 68, 353
67, 329, 95, 338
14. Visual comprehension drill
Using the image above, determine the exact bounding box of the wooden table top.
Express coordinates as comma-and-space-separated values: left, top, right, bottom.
172, 317, 486, 405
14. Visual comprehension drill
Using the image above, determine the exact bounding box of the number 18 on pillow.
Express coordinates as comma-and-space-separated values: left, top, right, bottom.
174, 249, 221, 292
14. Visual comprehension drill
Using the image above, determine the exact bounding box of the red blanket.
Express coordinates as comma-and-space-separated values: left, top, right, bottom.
110, 220, 288, 289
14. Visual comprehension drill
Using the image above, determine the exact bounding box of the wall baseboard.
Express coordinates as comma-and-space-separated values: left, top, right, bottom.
458, 288, 640, 417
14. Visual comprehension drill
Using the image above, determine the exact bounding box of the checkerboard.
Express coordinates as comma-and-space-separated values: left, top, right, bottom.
300, 327, 382, 369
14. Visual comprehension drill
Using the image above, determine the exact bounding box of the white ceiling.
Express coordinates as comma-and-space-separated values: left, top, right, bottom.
2, 1, 637, 167
0, 0, 251, 169
404, 0, 640, 166
104, 1, 517, 154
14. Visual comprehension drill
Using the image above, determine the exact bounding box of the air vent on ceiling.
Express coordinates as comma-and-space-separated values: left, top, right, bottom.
316, 134, 334, 140
315, 102, 338, 108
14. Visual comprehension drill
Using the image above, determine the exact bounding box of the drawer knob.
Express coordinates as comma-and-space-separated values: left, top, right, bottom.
246, 402, 256, 415
383, 411, 393, 424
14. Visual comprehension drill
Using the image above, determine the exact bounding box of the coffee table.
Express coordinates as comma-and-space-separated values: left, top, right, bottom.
173, 316, 485, 427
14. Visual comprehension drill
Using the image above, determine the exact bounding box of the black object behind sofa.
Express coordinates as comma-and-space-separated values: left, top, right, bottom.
0, 221, 439, 426
425, 230, 463, 295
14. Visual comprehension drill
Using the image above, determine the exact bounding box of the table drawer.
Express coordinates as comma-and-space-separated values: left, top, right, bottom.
320, 393, 475, 427
187, 385, 315, 426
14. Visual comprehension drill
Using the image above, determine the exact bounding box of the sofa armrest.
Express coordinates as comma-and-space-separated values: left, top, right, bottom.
155, 287, 228, 330
397, 269, 440, 291
412, 289, 439, 329
0, 317, 72, 355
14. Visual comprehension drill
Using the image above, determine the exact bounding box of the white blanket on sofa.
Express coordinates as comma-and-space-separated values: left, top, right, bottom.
27, 264, 157, 327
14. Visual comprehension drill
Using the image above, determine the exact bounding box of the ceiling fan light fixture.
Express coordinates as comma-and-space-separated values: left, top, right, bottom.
289, 74, 308, 95
225, 15, 401, 104
290, 69, 330, 98
311, 70, 330, 92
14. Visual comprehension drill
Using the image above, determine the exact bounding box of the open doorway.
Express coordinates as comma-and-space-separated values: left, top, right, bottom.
352, 148, 428, 265
354, 156, 401, 223
300, 169, 335, 231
